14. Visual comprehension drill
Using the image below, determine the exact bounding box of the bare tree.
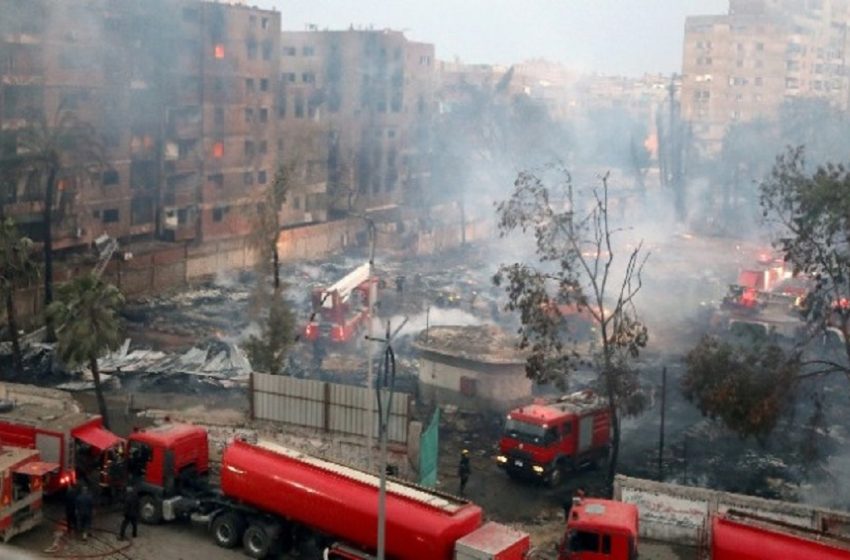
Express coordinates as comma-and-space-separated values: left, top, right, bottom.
494, 165, 649, 492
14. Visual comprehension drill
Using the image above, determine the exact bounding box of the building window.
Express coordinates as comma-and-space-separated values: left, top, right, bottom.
213, 206, 228, 222
246, 78, 255, 93
249, 15, 257, 26
102, 209, 119, 223
208, 173, 224, 188
302, 46, 315, 56
259, 140, 267, 154
213, 78, 225, 94
102, 169, 119, 186
262, 43, 271, 60
213, 141, 224, 158
283, 46, 296, 56
214, 44, 225, 59
261, 17, 269, 30
295, 93, 305, 118
243, 172, 254, 185
259, 108, 268, 122
293, 196, 300, 210
182, 6, 199, 21
756, 42, 764, 51
214, 107, 224, 125
302, 73, 315, 83
755, 77, 763, 86
260, 78, 269, 91
245, 140, 255, 157
247, 41, 258, 60
283, 72, 296, 83
245, 108, 254, 123
258, 170, 267, 184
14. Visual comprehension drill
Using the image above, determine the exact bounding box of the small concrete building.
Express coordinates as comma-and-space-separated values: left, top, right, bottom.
412, 325, 532, 412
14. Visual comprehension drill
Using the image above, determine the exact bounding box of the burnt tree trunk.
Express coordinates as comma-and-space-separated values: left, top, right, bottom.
5, 289, 22, 375
43, 167, 56, 342
89, 356, 110, 430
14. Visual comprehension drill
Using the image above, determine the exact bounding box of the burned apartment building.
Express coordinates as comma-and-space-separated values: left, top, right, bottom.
682, 0, 850, 154
277, 29, 435, 225
0, 0, 280, 252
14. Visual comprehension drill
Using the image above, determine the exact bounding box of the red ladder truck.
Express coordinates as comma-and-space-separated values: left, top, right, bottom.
304, 263, 379, 344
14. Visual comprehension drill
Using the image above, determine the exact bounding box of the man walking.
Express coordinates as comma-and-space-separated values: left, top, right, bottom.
458, 449, 471, 496
64, 484, 78, 535
119, 486, 140, 541
75, 485, 93, 541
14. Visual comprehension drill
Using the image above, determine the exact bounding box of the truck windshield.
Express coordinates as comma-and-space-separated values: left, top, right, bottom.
504, 419, 557, 445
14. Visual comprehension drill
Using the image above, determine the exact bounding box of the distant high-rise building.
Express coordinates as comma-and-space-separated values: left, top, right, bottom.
681, 0, 850, 154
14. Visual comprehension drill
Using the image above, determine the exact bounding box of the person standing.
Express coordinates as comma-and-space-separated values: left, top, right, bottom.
118, 486, 139, 541
75, 485, 94, 541
458, 449, 471, 496
64, 484, 78, 536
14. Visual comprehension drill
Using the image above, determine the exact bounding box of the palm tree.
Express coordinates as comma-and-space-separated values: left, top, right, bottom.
47, 274, 124, 429
2, 106, 105, 341
0, 218, 40, 375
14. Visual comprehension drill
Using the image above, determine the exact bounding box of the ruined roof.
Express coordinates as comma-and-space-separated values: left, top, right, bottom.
412, 325, 526, 365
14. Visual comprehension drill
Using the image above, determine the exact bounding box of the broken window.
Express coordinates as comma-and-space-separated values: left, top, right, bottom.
213, 206, 228, 222
212, 141, 224, 158
257, 170, 267, 184
284, 72, 296, 83
130, 196, 154, 225
214, 44, 225, 59
261, 17, 269, 30
260, 78, 269, 91
102, 209, 120, 223
208, 173, 224, 188
302, 72, 315, 83
259, 108, 268, 122
244, 140, 255, 157
130, 161, 157, 190
102, 169, 119, 186
243, 172, 254, 185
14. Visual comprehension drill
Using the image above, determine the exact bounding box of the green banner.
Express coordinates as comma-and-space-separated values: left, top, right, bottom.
419, 408, 440, 488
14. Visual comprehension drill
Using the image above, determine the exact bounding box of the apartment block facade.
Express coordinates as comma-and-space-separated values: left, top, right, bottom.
1, 1, 436, 257
682, 0, 850, 153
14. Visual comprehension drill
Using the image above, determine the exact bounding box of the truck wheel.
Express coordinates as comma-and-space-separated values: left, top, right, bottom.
139, 495, 163, 524
212, 512, 244, 549
243, 524, 273, 559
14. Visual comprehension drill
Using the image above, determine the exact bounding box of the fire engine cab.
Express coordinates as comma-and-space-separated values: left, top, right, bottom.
0, 446, 59, 542
497, 391, 611, 486
558, 497, 638, 560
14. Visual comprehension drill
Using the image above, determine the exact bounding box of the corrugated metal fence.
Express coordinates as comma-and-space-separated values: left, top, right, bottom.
250, 373, 410, 444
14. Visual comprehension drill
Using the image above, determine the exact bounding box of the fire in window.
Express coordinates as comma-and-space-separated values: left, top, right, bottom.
212, 141, 224, 158
214, 44, 225, 59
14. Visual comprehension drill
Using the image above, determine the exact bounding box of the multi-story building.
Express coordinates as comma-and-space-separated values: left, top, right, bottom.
276, 29, 435, 224
0, 0, 280, 252
682, 0, 850, 154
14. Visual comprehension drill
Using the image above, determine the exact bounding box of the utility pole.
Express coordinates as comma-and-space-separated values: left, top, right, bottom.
366, 219, 377, 471
658, 366, 667, 482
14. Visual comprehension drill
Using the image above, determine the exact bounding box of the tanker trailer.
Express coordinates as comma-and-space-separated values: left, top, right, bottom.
211, 439, 528, 559
712, 510, 850, 560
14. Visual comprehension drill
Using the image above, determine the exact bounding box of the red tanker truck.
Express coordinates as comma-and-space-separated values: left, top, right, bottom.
497, 391, 611, 486
557, 496, 850, 560
138, 432, 530, 559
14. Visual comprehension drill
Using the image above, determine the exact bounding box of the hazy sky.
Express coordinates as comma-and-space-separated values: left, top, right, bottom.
253, 1, 729, 76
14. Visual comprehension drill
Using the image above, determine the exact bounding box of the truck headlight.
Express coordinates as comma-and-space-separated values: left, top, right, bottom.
532, 465, 545, 474
496, 455, 508, 464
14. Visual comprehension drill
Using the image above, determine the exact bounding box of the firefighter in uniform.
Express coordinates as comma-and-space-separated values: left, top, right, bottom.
458, 449, 471, 496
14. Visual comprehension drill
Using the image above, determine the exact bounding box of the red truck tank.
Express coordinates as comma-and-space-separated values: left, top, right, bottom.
497, 390, 610, 486
221, 439, 483, 560
712, 511, 850, 560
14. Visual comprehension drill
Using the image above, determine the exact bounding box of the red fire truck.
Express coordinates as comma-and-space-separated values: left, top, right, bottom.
557, 497, 850, 560
132, 427, 531, 560
0, 403, 123, 494
0, 446, 59, 543
496, 391, 611, 486
304, 263, 379, 344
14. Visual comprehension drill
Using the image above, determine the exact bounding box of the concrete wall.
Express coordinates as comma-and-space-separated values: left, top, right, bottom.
614, 475, 850, 546
0, 382, 81, 412
417, 356, 532, 413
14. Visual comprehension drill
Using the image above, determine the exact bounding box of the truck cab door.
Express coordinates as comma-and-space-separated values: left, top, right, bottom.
163, 449, 175, 495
